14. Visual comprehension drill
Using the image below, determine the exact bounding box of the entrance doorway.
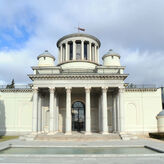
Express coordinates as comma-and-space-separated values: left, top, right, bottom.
72, 101, 85, 131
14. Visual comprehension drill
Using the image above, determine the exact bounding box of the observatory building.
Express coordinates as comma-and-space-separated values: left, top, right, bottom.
0, 33, 162, 137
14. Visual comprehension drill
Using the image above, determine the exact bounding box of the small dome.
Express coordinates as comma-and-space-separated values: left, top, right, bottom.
37, 50, 55, 60
102, 49, 121, 66
157, 110, 164, 116
37, 50, 55, 66
102, 49, 120, 60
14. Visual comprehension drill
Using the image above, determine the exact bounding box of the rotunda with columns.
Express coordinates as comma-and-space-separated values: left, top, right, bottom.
28, 32, 128, 135
0, 32, 162, 138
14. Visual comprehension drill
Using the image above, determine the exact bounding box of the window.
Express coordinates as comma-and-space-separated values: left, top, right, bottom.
76, 41, 81, 60
84, 43, 87, 60
69, 43, 73, 60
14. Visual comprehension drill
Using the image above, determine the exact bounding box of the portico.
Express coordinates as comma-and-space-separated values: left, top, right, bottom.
31, 86, 125, 135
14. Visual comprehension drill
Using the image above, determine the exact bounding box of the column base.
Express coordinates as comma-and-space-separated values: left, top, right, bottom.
37, 131, 42, 134
47, 132, 55, 135
31, 132, 38, 135
100, 131, 109, 135
85, 132, 92, 135
65, 132, 72, 135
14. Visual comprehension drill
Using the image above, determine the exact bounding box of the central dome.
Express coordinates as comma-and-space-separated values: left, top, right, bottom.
56, 33, 101, 68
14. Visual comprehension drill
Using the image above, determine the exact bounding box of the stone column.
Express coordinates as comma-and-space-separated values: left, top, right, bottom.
65, 42, 68, 61
116, 92, 120, 132
65, 87, 72, 135
81, 40, 84, 60
60, 45, 63, 63
94, 45, 97, 62
32, 87, 38, 133
112, 95, 117, 132
73, 40, 76, 60
85, 87, 91, 135
119, 88, 125, 133
49, 87, 55, 134
54, 94, 59, 132
37, 94, 42, 133
97, 48, 99, 63
101, 87, 108, 134
89, 42, 92, 61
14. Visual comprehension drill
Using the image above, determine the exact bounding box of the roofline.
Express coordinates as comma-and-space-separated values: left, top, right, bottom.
57, 33, 101, 47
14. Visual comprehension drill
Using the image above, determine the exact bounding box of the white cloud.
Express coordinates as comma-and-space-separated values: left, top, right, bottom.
0, 0, 164, 85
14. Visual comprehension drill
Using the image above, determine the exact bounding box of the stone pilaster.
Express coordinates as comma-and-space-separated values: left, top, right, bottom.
85, 87, 91, 135
65, 87, 72, 135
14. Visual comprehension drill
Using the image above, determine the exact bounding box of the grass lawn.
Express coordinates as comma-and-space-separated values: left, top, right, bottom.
0, 136, 18, 142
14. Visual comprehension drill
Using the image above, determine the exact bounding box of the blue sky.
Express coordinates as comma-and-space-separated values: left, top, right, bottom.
0, 0, 164, 86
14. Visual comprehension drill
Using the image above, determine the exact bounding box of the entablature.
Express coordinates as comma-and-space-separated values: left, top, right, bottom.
28, 73, 128, 81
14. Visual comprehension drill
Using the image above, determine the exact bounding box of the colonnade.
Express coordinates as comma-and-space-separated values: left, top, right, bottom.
32, 87, 124, 135
59, 40, 99, 63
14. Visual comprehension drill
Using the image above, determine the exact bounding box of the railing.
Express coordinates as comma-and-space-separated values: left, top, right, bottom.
126, 84, 156, 89
0, 85, 32, 89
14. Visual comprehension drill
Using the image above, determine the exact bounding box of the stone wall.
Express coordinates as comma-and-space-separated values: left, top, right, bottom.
0, 91, 33, 135
124, 88, 162, 133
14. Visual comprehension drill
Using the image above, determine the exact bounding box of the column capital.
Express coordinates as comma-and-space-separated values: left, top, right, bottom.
66, 87, 72, 93
119, 87, 125, 93
102, 87, 108, 92
32, 87, 38, 93
49, 87, 55, 93
85, 87, 91, 92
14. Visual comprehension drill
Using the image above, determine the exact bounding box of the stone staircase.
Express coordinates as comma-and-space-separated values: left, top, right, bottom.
19, 134, 37, 141
35, 132, 121, 141
119, 133, 138, 140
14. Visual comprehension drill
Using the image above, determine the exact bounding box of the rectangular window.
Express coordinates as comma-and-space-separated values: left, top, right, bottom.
84, 43, 87, 60
76, 43, 81, 60
69, 43, 73, 60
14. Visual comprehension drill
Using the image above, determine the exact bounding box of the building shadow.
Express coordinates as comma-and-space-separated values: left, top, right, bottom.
0, 100, 6, 136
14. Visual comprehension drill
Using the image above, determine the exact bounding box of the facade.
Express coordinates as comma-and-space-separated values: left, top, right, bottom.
0, 33, 162, 136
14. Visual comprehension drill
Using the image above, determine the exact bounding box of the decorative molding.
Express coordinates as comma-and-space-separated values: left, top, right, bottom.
49, 87, 55, 93
125, 88, 157, 92
119, 88, 125, 93
85, 87, 91, 93
57, 60, 99, 66
102, 87, 108, 92
28, 74, 128, 81
32, 87, 38, 93
0, 89, 33, 93
66, 87, 72, 93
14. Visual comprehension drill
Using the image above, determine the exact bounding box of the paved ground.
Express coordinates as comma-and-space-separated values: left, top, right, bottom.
0, 138, 164, 163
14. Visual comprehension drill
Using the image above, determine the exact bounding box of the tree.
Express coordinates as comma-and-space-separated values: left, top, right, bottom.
6, 79, 15, 89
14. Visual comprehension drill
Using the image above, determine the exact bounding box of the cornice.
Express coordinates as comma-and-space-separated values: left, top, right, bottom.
57, 33, 101, 47
125, 88, 157, 92
0, 89, 33, 93
28, 74, 128, 81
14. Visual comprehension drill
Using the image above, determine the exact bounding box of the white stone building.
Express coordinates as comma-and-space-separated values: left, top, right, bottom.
0, 33, 162, 136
